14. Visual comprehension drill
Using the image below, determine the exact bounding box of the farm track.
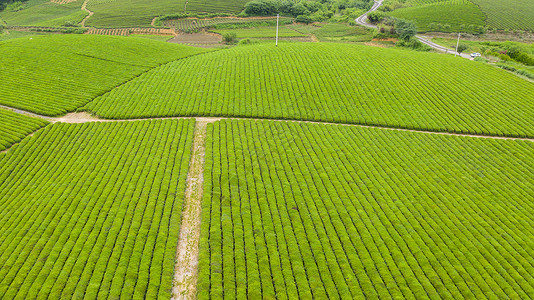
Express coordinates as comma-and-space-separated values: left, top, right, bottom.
81, 0, 93, 28
356, 0, 472, 58
1, 105, 531, 142
172, 120, 215, 300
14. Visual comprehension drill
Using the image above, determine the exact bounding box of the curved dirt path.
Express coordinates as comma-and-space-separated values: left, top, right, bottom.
0, 105, 531, 142
80, 0, 94, 27
356, 0, 472, 58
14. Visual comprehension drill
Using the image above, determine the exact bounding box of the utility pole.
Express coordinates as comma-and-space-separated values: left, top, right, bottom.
276, 14, 279, 46
455, 32, 461, 57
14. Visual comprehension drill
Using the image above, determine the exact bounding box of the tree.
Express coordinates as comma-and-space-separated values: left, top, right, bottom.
456, 43, 468, 55
395, 19, 417, 41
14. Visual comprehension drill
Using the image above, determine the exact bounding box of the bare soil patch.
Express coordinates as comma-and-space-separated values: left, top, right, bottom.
50, 0, 76, 3
168, 32, 222, 46
54, 112, 101, 123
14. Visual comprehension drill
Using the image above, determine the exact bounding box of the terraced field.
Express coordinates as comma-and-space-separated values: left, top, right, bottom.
85, 0, 248, 27
0, 32, 532, 300
0, 108, 48, 152
198, 119, 534, 299
0, 119, 195, 298
84, 43, 534, 138
388, 0, 485, 33
165, 17, 289, 32
470, 0, 534, 31
384, 0, 534, 32
0, 35, 209, 116
0, 0, 87, 27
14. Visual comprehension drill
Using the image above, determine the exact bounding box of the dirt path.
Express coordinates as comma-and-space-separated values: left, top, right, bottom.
81, 0, 94, 28
0, 105, 531, 142
172, 119, 215, 300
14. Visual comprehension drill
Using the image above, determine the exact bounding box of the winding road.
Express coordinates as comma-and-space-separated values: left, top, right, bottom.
356, 0, 471, 58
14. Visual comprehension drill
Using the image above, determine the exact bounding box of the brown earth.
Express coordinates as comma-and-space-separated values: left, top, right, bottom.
168, 32, 222, 45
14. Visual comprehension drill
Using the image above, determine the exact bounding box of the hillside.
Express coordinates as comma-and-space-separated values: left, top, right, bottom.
0, 0, 86, 27
199, 119, 534, 299
0, 108, 48, 151
388, 0, 485, 33
85, 0, 248, 27
384, 0, 534, 33
0, 5, 533, 298
0, 120, 194, 298
0, 35, 209, 116
85, 43, 534, 138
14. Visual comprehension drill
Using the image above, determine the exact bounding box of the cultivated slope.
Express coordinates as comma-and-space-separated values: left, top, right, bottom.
199, 119, 534, 299
85, 43, 534, 138
0, 35, 210, 116
0, 119, 195, 298
470, 0, 534, 31
0, 108, 48, 152
388, 0, 485, 33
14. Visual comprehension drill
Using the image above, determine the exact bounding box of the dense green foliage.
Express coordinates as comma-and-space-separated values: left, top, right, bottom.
0, 35, 209, 116
242, 0, 369, 22
388, 0, 485, 33
198, 119, 534, 299
0, 0, 87, 27
470, 0, 534, 31
85, 43, 534, 138
395, 18, 416, 40
0, 119, 195, 298
0, 0, 28, 12
0, 108, 48, 151
86, 0, 185, 28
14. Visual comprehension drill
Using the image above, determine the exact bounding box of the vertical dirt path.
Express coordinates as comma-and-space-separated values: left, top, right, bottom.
172, 118, 216, 300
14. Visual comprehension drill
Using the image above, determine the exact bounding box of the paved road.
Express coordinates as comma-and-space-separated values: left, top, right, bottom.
356, 0, 472, 59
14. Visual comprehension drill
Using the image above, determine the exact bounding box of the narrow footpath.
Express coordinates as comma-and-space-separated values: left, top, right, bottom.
0, 105, 531, 142
171, 119, 215, 300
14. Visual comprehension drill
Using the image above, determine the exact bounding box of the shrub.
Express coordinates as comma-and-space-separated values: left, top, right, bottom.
238, 38, 256, 45
396, 38, 431, 51
222, 32, 237, 44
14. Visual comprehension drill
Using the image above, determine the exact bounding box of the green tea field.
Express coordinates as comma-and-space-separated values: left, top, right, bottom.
84, 43, 534, 138
470, 0, 534, 32
384, 0, 534, 32
0, 35, 209, 116
199, 119, 534, 299
0, 119, 194, 298
388, 0, 485, 33
0, 23, 532, 300
0, 108, 48, 151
